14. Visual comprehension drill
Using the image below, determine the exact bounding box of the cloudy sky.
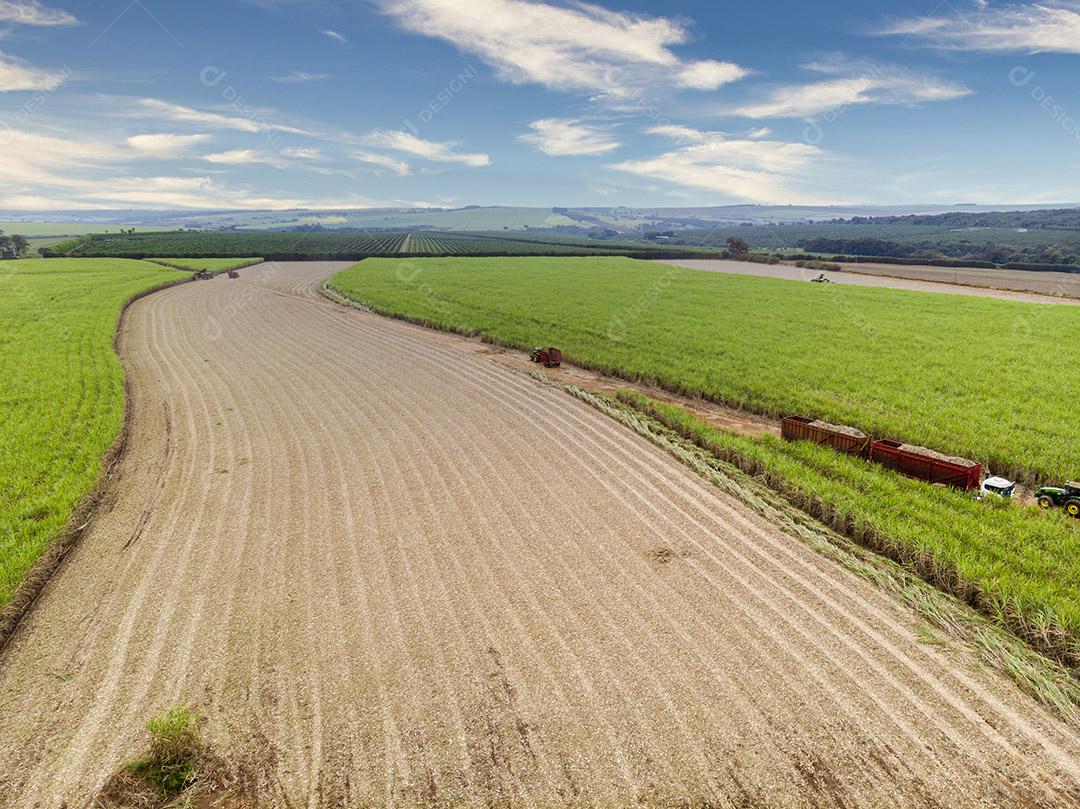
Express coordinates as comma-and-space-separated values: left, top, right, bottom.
0, 0, 1078, 209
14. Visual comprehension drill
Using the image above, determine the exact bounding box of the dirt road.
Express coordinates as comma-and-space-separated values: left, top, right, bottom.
657, 258, 1080, 304
1, 262, 1078, 808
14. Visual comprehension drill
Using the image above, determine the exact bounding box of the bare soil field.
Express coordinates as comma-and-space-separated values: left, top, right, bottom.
1, 262, 1078, 808
658, 258, 1080, 303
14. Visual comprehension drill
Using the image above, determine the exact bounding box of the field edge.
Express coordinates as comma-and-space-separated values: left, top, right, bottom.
0, 273, 195, 652
564, 384, 1080, 720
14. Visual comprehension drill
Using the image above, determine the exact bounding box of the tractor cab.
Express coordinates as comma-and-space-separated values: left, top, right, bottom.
980, 476, 1016, 498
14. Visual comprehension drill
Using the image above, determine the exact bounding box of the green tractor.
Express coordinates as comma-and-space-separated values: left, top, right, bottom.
1035, 481, 1080, 518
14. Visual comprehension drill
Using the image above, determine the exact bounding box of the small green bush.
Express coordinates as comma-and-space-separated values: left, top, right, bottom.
128, 707, 201, 795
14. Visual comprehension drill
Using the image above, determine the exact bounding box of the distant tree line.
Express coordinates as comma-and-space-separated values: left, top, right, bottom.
833, 207, 1080, 230
0, 233, 30, 258
797, 237, 1080, 269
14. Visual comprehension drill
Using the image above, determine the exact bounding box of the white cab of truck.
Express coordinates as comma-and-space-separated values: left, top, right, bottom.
981, 476, 1016, 498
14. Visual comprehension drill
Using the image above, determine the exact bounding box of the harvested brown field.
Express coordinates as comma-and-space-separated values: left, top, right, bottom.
1, 262, 1079, 808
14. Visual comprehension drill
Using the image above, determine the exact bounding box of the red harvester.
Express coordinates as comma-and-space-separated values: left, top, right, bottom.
530, 347, 563, 368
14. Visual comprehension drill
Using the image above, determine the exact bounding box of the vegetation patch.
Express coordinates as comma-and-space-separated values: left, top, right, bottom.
0, 259, 182, 613
572, 387, 1080, 714
57, 229, 723, 260
611, 389, 1080, 669
97, 707, 242, 808
794, 259, 842, 271
330, 256, 1079, 483
147, 257, 262, 273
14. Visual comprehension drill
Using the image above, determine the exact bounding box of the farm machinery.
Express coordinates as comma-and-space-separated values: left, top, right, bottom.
192, 270, 213, 281
530, 347, 563, 368
810, 274, 833, 284
1035, 482, 1080, 517
227, 270, 240, 279
781, 415, 1014, 495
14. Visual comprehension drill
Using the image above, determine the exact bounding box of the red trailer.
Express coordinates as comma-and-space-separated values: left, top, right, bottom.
781, 416, 870, 458
870, 440, 982, 490
227, 270, 240, 279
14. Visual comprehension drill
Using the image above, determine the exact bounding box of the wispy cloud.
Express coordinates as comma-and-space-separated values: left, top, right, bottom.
0, 128, 310, 208
0, 50, 66, 91
374, 0, 747, 98
361, 129, 490, 167
879, 1, 1080, 53
322, 29, 348, 45
203, 149, 276, 165
127, 133, 211, 157
518, 118, 620, 156
281, 147, 323, 160
202, 147, 350, 177
645, 124, 711, 144
270, 70, 332, 83
731, 58, 971, 119
353, 150, 412, 176
610, 125, 824, 203
0, 0, 77, 26
127, 98, 317, 137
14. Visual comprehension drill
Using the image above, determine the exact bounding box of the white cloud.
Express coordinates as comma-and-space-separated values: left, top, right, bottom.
880, 1, 1080, 53
0, 131, 304, 209
127, 133, 211, 157
129, 98, 317, 137
731, 60, 971, 119
678, 60, 748, 90
203, 149, 269, 165
374, 0, 747, 97
0, 50, 66, 91
0, 0, 77, 26
281, 147, 323, 160
361, 129, 490, 167
270, 70, 332, 83
353, 150, 412, 176
646, 124, 710, 143
518, 118, 620, 156
322, 29, 348, 45
610, 125, 824, 203
0, 130, 125, 186
201, 147, 352, 178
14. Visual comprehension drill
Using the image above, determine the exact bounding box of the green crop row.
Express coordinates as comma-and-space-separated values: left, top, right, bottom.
0, 259, 186, 609
147, 258, 262, 272
611, 389, 1080, 669
329, 256, 1080, 483
57, 229, 722, 260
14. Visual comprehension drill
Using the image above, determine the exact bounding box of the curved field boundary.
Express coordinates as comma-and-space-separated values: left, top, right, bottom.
657, 258, 1080, 305
324, 263, 1080, 674
3, 262, 1078, 806
605, 389, 1080, 679
570, 386, 1080, 718
0, 265, 259, 653
147, 258, 263, 273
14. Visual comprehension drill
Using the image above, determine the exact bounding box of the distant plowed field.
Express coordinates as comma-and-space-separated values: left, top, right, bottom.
59, 230, 721, 259
1, 262, 1078, 807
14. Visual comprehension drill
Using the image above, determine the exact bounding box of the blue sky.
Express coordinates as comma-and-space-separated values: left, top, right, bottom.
0, 0, 1078, 209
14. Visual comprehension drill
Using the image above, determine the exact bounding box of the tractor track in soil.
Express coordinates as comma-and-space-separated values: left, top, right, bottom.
0, 261, 1078, 808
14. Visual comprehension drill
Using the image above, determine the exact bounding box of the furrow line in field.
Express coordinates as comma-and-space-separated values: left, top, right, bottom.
307, 283, 1076, 798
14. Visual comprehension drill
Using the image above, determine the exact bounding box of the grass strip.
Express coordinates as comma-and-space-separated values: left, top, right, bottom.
602, 387, 1080, 672
147, 257, 262, 272
330, 256, 1080, 484
566, 385, 1080, 719
0, 259, 184, 617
